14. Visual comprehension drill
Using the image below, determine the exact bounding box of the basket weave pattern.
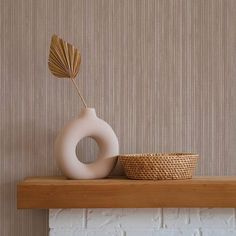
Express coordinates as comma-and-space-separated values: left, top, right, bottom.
119, 153, 198, 180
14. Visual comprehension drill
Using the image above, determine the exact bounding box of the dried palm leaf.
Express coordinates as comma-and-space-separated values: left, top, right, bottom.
48, 35, 87, 108
48, 35, 81, 78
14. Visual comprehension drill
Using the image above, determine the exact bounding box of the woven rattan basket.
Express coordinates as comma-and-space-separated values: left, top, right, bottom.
119, 153, 198, 180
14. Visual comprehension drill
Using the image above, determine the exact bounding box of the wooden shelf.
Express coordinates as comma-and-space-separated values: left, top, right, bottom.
17, 176, 236, 209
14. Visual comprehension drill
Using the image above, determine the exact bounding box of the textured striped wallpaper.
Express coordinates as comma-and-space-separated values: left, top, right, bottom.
1, 0, 236, 235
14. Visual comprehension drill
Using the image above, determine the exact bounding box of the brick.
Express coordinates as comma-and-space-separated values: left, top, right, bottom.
49, 228, 86, 236
202, 229, 236, 236
49, 209, 84, 229
50, 229, 123, 236
86, 230, 123, 236
86, 208, 161, 230
125, 230, 154, 236
163, 208, 234, 229
125, 229, 201, 236
152, 229, 201, 236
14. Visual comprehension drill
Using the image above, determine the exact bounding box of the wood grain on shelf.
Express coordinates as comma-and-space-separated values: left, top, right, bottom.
17, 176, 236, 209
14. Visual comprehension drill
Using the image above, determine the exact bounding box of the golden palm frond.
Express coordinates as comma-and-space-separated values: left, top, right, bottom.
48, 35, 87, 108
48, 35, 81, 79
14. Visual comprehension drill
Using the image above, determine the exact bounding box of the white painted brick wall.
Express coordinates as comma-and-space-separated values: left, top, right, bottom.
49, 208, 236, 236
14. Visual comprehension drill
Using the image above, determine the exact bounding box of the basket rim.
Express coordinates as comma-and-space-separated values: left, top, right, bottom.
119, 152, 199, 158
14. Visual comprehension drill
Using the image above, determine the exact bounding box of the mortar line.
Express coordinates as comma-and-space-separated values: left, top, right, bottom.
160, 208, 164, 228
82, 208, 88, 229
234, 208, 236, 229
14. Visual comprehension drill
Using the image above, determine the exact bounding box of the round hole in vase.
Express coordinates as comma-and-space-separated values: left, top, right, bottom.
54, 108, 119, 179
75, 137, 99, 164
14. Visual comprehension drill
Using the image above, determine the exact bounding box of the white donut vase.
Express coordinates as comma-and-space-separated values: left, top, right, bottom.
54, 108, 119, 179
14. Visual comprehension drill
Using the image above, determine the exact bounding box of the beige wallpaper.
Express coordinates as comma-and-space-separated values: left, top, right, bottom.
1, 0, 236, 235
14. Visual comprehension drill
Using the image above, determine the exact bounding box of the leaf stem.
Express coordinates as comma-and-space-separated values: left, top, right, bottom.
70, 78, 88, 108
